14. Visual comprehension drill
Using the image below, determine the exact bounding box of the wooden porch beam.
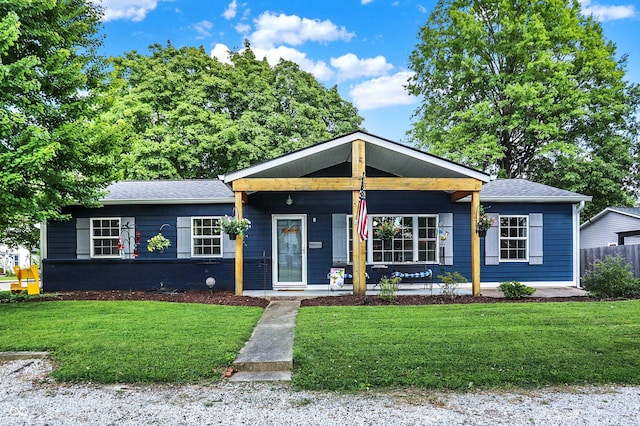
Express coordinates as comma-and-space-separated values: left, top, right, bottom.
352, 139, 367, 297
234, 191, 245, 296
232, 177, 482, 192
450, 191, 473, 202
471, 191, 480, 296
365, 178, 482, 191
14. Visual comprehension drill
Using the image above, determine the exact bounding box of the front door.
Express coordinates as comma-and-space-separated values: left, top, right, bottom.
272, 215, 307, 289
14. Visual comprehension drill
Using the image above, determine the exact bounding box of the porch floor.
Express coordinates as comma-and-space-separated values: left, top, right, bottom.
243, 284, 588, 299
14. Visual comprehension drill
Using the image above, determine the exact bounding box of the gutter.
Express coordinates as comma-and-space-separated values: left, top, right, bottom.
574, 201, 586, 288
99, 197, 236, 205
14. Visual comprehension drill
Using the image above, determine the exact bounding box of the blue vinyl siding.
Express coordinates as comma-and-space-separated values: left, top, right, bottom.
44, 204, 237, 291
479, 204, 574, 283
45, 192, 577, 291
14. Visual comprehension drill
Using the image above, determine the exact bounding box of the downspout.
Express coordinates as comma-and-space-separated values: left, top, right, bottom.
573, 201, 585, 288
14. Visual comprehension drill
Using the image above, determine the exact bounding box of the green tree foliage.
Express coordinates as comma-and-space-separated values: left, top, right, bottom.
103, 42, 363, 179
407, 0, 640, 218
0, 0, 120, 247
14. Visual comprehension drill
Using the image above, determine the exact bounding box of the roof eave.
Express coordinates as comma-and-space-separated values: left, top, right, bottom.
458, 196, 593, 203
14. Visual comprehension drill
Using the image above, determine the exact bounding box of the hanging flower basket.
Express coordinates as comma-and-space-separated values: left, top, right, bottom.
220, 215, 251, 238
376, 217, 400, 240
477, 205, 494, 236
147, 233, 171, 253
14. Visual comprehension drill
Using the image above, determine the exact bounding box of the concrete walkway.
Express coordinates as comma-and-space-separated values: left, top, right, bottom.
229, 300, 300, 382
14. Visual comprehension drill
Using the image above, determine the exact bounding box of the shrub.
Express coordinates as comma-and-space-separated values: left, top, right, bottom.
0, 291, 31, 303
581, 255, 640, 299
378, 275, 402, 303
438, 271, 467, 298
498, 281, 536, 299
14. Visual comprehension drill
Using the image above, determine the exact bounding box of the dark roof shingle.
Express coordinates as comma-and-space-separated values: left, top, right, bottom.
102, 180, 234, 204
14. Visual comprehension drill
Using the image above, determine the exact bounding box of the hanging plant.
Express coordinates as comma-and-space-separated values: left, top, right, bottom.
376, 217, 401, 240
477, 205, 495, 233
220, 215, 251, 238
147, 233, 171, 253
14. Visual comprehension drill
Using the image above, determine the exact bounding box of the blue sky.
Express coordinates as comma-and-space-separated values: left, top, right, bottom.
93, 0, 640, 142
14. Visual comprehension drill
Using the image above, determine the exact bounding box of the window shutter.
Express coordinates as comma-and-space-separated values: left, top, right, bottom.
121, 217, 135, 257
332, 214, 348, 264
439, 213, 454, 265
176, 217, 191, 259
529, 213, 543, 265
484, 213, 500, 265
76, 218, 90, 259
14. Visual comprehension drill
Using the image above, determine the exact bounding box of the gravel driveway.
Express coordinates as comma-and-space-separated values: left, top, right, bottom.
2, 359, 639, 425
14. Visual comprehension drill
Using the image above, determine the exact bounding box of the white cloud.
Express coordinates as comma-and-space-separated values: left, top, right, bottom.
579, 0, 636, 21
211, 43, 233, 65
93, 0, 158, 22
223, 0, 238, 20
250, 12, 355, 49
193, 20, 213, 39
361, 0, 374, 4
349, 72, 418, 110
417, 4, 428, 14
330, 53, 393, 82
235, 23, 251, 34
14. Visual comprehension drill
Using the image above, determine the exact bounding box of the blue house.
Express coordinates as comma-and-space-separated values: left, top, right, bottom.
41, 132, 591, 294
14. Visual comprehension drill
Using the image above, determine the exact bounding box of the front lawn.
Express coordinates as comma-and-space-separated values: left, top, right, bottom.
294, 300, 640, 391
0, 301, 264, 383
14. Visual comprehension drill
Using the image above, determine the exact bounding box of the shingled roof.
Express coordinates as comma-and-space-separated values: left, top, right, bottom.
100, 178, 590, 204
101, 180, 234, 204
476, 179, 591, 203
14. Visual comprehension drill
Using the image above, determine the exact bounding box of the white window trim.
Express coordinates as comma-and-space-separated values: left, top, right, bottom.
90, 217, 121, 259
498, 214, 529, 262
347, 214, 440, 264
191, 216, 224, 258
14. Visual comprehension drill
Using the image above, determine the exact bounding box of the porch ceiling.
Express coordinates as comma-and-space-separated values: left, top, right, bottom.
221, 132, 490, 183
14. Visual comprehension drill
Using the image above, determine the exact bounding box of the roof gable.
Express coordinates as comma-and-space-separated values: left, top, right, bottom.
582, 206, 640, 229
221, 131, 490, 183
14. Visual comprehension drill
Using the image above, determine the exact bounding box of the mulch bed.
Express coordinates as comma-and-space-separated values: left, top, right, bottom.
35, 290, 270, 307
25, 290, 615, 307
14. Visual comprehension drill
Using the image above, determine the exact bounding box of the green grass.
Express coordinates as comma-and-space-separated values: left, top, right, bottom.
0, 301, 263, 383
294, 301, 640, 391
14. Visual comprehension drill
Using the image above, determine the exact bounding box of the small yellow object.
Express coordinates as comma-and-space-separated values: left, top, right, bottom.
10, 264, 40, 295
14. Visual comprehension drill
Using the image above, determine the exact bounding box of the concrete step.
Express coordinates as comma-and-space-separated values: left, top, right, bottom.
228, 371, 291, 382
231, 300, 300, 379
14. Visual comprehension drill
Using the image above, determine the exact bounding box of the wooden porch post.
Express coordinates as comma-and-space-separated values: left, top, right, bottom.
471, 190, 481, 296
234, 191, 244, 296
352, 139, 367, 296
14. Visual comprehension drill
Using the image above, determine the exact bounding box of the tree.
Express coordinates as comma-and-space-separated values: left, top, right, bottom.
0, 0, 120, 247
407, 0, 640, 218
102, 42, 363, 179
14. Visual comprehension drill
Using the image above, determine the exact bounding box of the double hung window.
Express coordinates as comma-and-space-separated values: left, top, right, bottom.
91, 218, 121, 258
192, 217, 223, 257
499, 216, 528, 261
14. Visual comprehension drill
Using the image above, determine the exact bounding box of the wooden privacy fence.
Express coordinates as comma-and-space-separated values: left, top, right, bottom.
580, 245, 640, 278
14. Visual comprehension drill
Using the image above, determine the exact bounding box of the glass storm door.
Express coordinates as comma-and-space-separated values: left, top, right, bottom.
272, 215, 307, 289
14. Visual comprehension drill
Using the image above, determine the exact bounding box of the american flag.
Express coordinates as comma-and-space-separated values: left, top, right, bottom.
357, 174, 368, 241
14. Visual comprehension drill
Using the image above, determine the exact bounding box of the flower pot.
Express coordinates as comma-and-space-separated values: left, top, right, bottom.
228, 232, 237, 240
478, 230, 487, 238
